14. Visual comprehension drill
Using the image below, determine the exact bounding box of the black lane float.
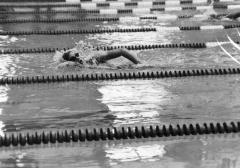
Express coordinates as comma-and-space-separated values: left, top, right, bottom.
0, 121, 239, 147
0, 27, 156, 35
0, 43, 208, 55
0, 0, 230, 3
0, 68, 240, 85
0, 17, 120, 23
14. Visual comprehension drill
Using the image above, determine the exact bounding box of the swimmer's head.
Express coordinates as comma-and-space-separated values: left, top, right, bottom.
68, 50, 79, 58
62, 50, 82, 63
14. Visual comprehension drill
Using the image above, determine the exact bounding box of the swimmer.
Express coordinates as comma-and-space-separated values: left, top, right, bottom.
202, 0, 217, 20
201, 11, 240, 21
206, 11, 240, 21
224, 11, 240, 21
201, 0, 240, 21
57, 48, 141, 67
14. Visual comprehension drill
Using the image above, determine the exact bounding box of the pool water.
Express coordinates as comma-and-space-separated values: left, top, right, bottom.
1, 3, 240, 168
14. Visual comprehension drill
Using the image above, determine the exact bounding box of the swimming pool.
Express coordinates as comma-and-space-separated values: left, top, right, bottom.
1, 1, 240, 167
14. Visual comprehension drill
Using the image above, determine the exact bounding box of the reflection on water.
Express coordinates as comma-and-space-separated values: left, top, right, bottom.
97, 80, 171, 126
88, 31, 173, 46
92, 17, 174, 46
103, 134, 240, 168
0, 151, 38, 168
105, 143, 166, 165
0, 35, 25, 77
0, 86, 8, 103
0, 35, 25, 47
0, 54, 18, 77
0, 85, 9, 136
0, 36, 13, 135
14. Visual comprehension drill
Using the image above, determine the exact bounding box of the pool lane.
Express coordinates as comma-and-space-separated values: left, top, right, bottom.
0, 73, 240, 132
1, 19, 240, 50
0, 46, 238, 78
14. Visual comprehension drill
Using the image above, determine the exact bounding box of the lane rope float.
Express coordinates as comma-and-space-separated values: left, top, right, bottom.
0, 121, 240, 147
0, 1, 233, 10
178, 24, 240, 30
0, 5, 236, 14
0, 17, 120, 23
0, 27, 156, 35
0, 14, 228, 23
0, 2, 190, 8
0, 41, 236, 55
0, 0, 235, 7
0, 0, 234, 4
1, 68, 240, 85
1, 24, 240, 35
0, 42, 209, 54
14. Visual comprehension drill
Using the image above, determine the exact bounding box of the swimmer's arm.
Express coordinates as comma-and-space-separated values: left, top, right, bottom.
225, 12, 240, 20
95, 49, 141, 64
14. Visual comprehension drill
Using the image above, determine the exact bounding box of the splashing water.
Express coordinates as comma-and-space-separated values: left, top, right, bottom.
74, 41, 102, 60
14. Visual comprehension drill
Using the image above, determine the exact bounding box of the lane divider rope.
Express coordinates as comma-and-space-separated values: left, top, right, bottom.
0, 14, 228, 23
0, 121, 240, 147
0, 0, 235, 7
0, 27, 156, 35
0, 17, 120, 23
0, 0, 65, 2
0, 0, 234, 4
1, 68, 240, 85
0, 42, 207, 54
1, 41, 238, 55
0, 5, 235, 14
1, 24, 239, 35
0, 1, 233, 9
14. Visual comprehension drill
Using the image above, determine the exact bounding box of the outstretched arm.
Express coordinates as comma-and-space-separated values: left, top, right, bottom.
96, 49, 141, 64
225, 12, 240, 20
